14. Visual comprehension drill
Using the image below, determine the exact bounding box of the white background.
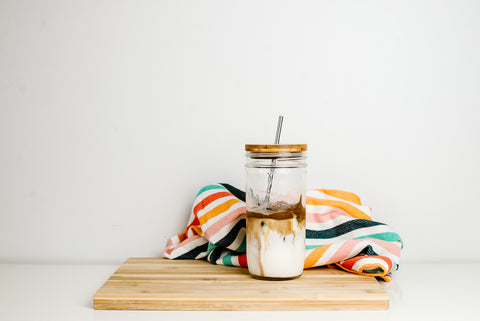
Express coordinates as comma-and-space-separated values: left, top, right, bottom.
1, 0, 479, 264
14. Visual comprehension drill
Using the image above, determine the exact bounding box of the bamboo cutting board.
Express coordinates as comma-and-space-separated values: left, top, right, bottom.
94, 257, 389, 310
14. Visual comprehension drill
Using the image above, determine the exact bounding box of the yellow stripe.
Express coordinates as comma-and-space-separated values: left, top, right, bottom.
306, 198, 371, 221
304, 244, 332, 268
314, 189, 362, 205
198, 198, 240, 225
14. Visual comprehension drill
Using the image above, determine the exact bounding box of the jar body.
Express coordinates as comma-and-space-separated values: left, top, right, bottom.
245, 145, 307, 280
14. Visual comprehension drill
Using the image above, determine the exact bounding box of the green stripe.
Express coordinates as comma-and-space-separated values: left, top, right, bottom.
306, 245, 327, 250
196, 184, 225, 197
222, 254, 233, 266
305, 232, 403, 250
206, 242, 217, 255
235, 238, 246, 253
355, 232, 403, 247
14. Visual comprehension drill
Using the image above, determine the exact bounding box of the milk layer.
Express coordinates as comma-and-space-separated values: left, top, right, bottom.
246, 216, 305, 279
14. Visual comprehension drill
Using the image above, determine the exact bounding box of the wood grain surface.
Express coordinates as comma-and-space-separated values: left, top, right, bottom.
245, 144, 307, 153
94, 258, 389, 311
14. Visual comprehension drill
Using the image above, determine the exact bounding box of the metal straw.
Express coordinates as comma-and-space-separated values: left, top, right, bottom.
263, 115, 284, 210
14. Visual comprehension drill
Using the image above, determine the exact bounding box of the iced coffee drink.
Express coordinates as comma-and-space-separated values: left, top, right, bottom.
245, 143, 307, 280
246, 200, 306, 280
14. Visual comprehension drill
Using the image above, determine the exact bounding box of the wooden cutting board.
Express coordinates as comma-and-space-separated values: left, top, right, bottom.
94, 257, 389, 310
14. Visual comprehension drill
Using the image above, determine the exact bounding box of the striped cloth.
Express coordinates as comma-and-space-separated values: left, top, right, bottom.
163, 184, 403, 281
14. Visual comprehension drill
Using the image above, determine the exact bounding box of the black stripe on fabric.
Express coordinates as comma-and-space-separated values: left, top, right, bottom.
176, 241, 209, 260
360, 245, 378, 256
220, 183, 245, 202
207, 247, 224, 265
214, 218, 246, 249
306, 219, 385, 239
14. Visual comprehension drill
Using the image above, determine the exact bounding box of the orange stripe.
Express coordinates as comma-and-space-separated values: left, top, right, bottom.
193, 191, 232, 216
187, 225, 203, 236
335, 262, 390, 280
304, 244, 332, 269
306, 198, 371, 220
178, 233, 187, 242
198, 198, 241, 225
313, 189, 362, 205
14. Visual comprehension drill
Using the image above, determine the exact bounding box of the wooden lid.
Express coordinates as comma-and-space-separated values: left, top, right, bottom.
245, 144, 307, 153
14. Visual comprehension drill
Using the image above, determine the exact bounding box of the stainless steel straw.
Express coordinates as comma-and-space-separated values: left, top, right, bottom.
263, 115, 284, 210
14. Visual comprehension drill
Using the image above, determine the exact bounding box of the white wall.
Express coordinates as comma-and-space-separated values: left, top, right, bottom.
1, 0, 479, 264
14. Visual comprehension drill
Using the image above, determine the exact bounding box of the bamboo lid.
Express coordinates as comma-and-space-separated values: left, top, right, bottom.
245, 144, 307, 153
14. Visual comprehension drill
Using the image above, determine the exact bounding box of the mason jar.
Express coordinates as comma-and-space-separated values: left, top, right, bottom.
245, 144, 307, 280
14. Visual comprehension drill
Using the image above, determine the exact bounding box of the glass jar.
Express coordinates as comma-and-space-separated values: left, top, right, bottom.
245, 144, 307, 280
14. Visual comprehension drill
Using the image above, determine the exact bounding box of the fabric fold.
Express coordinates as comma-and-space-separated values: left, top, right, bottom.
163, 183, 403, 281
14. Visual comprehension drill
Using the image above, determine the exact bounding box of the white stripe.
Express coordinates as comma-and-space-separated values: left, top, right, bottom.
368, 241, 400, 262
208, 216, 243, 244
168, 235, 181, 247
308, 190, 347, 201
193, 186, 227, 208
215, 250, 229, 264
306, 215, 354, 231
314, 241, 346, 266
164, 236, 208, 259
305, 239, 401, 264
352, 257, 388, 272
306, 190, 350, 202
344, 240, 399, 262
346, 240, 373, 259
307, 190, 372, 216
230, 255, 239, 266
307, 205, 351, 215
187, 228, 195, 237
307, 205, 352, 217
195, 250, 208, 260
343, 240, 400, 264
174, 237, 207, 255
228, 226, 246, 251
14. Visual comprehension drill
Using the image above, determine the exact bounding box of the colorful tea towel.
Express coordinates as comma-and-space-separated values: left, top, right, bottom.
163, 184, 403, 281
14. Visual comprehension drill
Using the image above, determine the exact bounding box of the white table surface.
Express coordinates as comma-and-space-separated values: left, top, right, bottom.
0, 263, 478, 321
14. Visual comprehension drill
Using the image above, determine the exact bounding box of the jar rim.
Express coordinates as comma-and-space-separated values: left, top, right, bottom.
245, 144, 307, 153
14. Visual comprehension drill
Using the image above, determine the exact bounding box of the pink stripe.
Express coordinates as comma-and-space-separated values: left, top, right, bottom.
367, 238, 401, 257
204, 207, 246, 240
163, 234, 204, 256
323, 239, 400, 267
327, 240, 362, 264
306, 210, 348, 223
166, 235, 178, 247
166, 233, 187, 247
